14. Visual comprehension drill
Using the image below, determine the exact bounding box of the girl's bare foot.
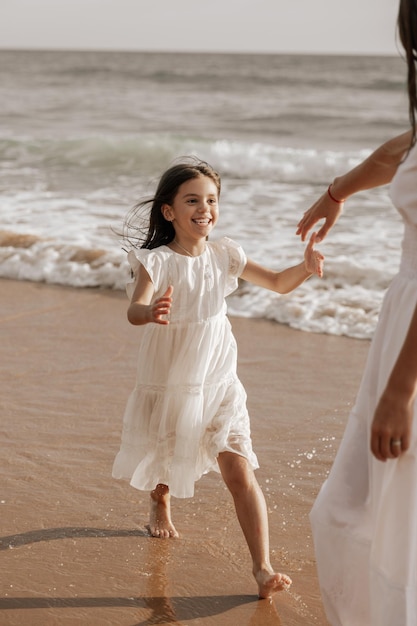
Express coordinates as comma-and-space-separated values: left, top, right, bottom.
146, 484, 179, 538
255, 569, 292, 599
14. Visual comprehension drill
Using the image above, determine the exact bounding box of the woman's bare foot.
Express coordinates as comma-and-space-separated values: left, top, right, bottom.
146, 484, 179, 538
255, 569, 292, 599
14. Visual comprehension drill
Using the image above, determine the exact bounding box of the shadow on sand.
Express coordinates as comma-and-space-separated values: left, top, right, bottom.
0, 526, 149, 550
1, 526, 284, 624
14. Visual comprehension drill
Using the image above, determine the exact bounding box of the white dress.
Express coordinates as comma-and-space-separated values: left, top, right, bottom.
112, 236, 259, 499
310, 144, 417, 625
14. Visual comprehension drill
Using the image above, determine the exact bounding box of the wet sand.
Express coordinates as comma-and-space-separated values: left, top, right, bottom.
0, 278, 370, 625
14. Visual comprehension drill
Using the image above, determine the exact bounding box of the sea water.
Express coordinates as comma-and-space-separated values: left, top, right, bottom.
0, 50, 409, 338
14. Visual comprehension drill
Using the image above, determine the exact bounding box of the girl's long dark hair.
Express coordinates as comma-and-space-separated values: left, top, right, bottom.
123, 158, 221, 250
398, 0, 417, 146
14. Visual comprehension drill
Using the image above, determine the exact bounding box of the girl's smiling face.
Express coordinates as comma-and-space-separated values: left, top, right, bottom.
162, 175, 219, 242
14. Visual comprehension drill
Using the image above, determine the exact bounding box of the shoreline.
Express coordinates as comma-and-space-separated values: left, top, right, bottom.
0, 278, 370, 625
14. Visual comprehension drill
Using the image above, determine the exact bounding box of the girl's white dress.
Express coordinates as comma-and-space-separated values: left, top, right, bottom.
310, 143, 417, 625
112, 237, 258, 499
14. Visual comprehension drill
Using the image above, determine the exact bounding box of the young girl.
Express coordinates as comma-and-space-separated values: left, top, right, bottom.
112, 158, 324, 599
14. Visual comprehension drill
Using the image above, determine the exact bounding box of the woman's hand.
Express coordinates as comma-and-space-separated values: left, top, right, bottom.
304, 232, 324, 277
370, 303, 417, 461
370, 388, 413, 462
297, 133, 411, 243
296, 191, 344, 243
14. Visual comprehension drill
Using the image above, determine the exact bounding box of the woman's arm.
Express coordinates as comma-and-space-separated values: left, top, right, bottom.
240, 232, 324, 294
127, 263, 173, 325
371, 303, 417, 461
296, 130, 412, 242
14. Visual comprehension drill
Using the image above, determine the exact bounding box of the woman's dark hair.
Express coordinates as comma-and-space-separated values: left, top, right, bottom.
398, 0, 417, 146
123, 158, 221, 250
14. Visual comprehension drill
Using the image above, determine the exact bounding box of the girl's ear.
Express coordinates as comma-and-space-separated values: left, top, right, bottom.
161, 204, 173, 222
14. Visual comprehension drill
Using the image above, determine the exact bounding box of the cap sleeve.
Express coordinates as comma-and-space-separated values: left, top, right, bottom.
217, 237, 247, 296
126, 248, 165, 300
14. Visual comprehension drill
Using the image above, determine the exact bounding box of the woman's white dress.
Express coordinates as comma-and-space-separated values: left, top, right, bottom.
112, 237, 258, 499
310, 144, 417, 625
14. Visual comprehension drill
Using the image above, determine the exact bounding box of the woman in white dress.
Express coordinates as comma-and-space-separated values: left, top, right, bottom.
112, 158, 324, 598
296, 1, 417, 623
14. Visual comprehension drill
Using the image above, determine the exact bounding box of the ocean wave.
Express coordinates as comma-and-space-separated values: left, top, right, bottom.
0, 230, 127, 289
0, 227, 394, 340
0, 134, 370, 186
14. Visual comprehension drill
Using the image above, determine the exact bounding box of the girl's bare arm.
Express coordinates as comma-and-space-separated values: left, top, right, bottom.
240, 233, 324, 294
127, 264, 173, 326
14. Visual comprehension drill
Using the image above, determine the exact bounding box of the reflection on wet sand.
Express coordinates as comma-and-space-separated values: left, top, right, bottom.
140, 539, 178, 624
135, 539, 284, 625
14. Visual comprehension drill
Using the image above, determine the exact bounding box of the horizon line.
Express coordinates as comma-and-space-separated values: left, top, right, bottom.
0, 46, 400, 58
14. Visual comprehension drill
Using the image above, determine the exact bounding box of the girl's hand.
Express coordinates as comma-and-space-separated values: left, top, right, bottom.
296, 191, 343, 242
304, 232, 324, 277
149, 285, 173, 324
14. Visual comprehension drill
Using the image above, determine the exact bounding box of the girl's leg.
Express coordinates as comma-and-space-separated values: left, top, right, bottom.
217, 451, 292, 598
148, 483, 179, 538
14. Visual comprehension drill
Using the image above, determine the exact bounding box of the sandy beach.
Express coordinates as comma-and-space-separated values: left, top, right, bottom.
0, 278, 370, 626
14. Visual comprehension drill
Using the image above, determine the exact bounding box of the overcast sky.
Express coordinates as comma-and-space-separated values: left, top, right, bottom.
1, 0, 400, 55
